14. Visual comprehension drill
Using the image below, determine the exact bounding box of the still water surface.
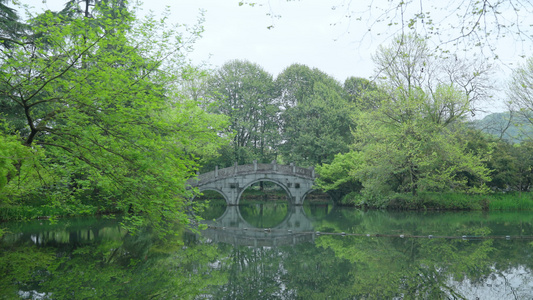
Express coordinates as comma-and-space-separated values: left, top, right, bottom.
1, 203, 532, 299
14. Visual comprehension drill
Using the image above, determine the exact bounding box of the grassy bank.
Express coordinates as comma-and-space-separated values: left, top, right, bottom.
339, 191, 533, 211
487, 192, 533, 210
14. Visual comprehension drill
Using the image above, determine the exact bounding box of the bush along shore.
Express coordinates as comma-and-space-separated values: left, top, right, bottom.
337, 191, 533, 211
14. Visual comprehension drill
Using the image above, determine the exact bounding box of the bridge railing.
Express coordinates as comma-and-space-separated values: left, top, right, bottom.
190, 161, 315, 186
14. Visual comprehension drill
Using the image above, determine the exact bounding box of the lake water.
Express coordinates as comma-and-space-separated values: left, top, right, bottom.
1, 202, 533, 299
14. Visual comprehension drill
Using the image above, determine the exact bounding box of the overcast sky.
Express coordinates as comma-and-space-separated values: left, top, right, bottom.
21, 0, 401, 82
21, 0, 532, 114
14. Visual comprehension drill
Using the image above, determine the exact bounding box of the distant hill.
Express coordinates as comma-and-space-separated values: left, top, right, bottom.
470, 111, 533, 144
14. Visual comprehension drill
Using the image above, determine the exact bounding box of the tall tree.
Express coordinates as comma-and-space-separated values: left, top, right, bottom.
505, 56, 533, 191
0, 0, 27, 48
354, 88, 490, 197
276, 64, 354, 166
352, 35, 491, 198
280, 81, 354, 166
508, 56, 533, 139
0, 3, 227, 233
206, 60, 279, 166
276, 63, 344, 108
343, 77, 384, 111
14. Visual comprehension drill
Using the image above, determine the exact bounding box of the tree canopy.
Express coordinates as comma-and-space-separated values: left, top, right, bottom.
204, 60, 279, 167
276, 64, 355, 166
317, 35, 492, 204
0, 1, 227, 233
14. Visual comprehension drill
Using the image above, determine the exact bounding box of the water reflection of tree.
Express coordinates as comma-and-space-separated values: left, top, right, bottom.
307, 210, 533, 298
0, 224, 227, 299
201, 209, 533, 299
209, 245, 290, 299
3, 211, 533, 299
239, 203, 289, 228
206, 242, 361, 299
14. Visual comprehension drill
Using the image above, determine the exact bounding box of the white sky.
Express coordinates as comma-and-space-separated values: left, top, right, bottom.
19, 0, 399, 82
20, 0, 532, 114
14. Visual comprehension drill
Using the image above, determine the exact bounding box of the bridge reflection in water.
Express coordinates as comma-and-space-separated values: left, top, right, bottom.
199, 205, 323, 247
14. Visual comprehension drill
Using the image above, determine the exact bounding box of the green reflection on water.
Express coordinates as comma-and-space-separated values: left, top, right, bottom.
1, 209, 533, 299
0, 217, 226, 300
238, 181, 290, 228
302, 191, 334, 219
239, 203, 289, 228
194, 190, 227, 220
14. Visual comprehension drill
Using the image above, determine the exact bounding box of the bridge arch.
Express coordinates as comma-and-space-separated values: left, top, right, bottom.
216, 203, 294, 230
301, 188, 317, 205
236, 178, 293, 206
196, 187, 229, 205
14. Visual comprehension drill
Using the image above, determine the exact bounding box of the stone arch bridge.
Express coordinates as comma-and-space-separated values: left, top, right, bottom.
189, 161, 316, 206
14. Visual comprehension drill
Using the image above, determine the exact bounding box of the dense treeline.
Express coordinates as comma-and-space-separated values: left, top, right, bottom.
313, 36, 533, 208
3, 1, 533, 228
196, 60, 355, 169
191, 35, 533, 209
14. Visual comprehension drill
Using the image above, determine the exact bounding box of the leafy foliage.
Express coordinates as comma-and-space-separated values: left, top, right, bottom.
508, 57, 533, 139
314, 151, 363, 201
316, 35, 492, 203
277, 64, 355, 166
0, 2, 228, 233
205, 60, 279, 167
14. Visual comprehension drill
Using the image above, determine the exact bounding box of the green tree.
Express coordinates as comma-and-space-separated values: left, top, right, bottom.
508, 57, 533, 138
355, 91, 490, 198
315, 36, 493, 202
343, 76, 384, 111
314, 151, 363, 202
505, 56, 533, 191
457, 128, 533, 192
353, 35, 491, 199
276, 64, 355, 166
0, 127, 35, 191
206, 60, 279, 166
0, 3, 227, 232
0, 0, 28, 48
276, 63, 344, 108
